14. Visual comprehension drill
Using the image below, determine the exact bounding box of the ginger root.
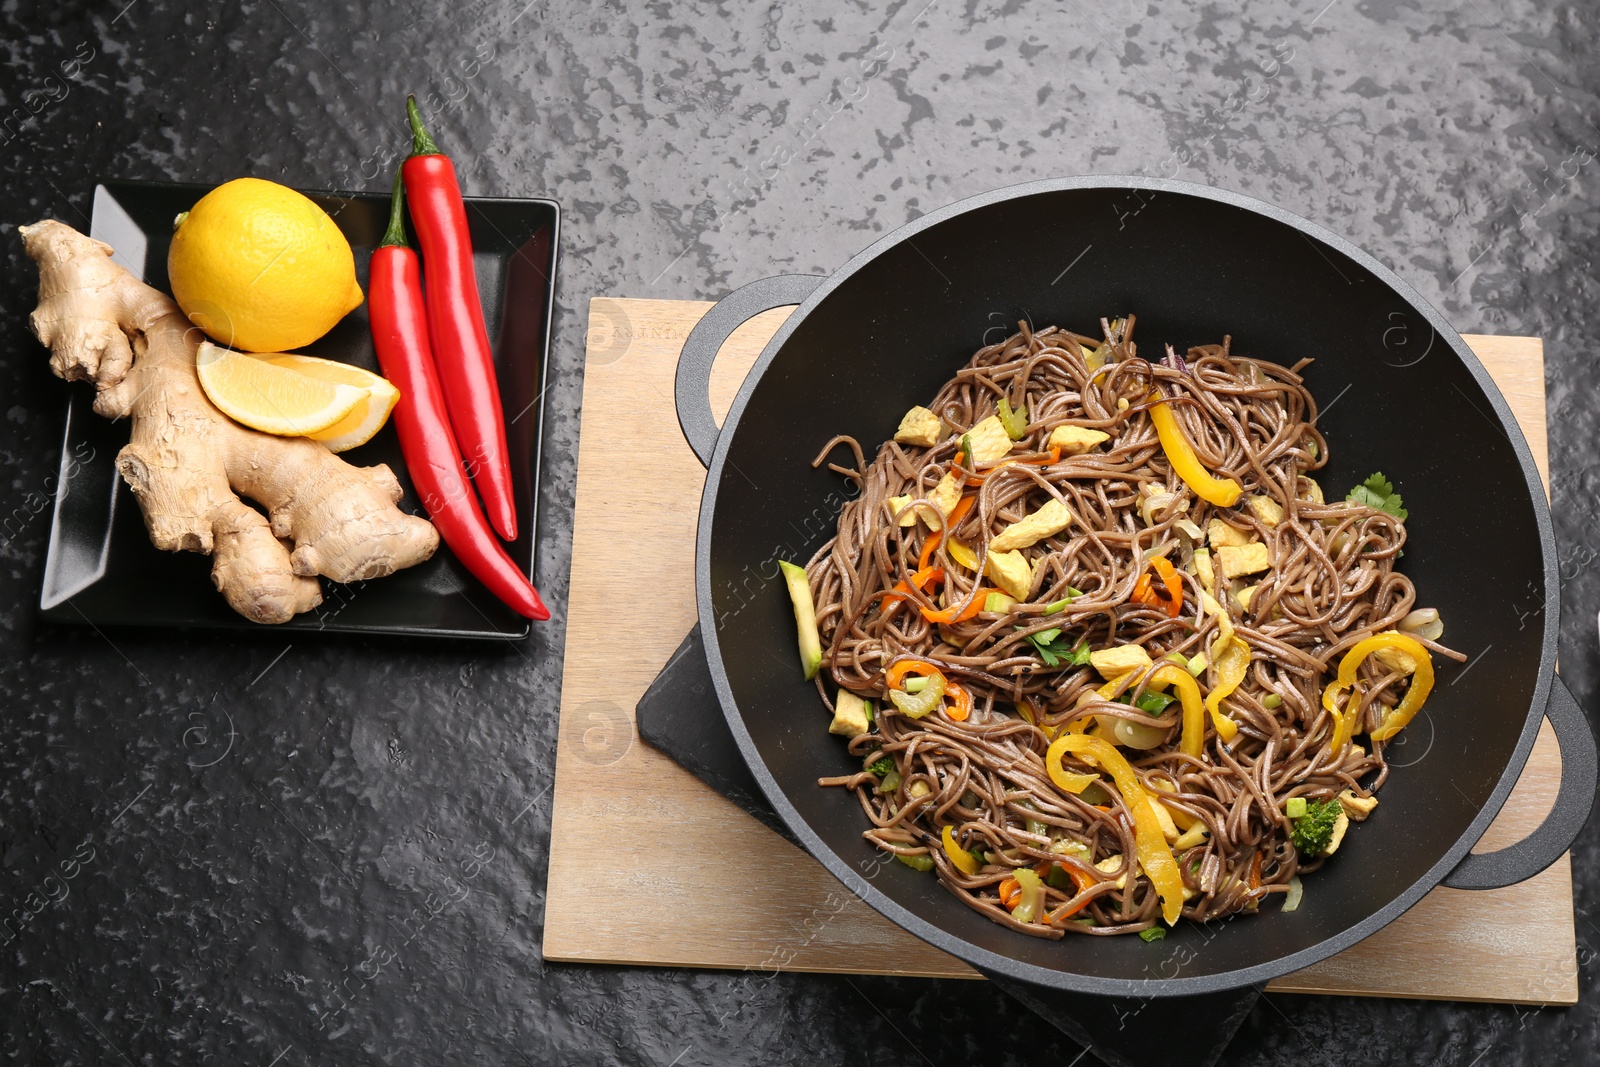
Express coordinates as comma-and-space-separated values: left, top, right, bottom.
21, 219, 439, 624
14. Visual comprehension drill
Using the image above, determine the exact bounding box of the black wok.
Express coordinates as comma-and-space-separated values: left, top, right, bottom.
673, 177, 1596, 995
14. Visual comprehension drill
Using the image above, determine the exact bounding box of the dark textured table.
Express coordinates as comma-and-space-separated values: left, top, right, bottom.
2, 2, 1597, 1064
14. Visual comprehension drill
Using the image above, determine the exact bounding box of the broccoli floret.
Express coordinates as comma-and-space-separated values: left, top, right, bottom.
1288, 799, 1342, 856
867, 756, 896, 778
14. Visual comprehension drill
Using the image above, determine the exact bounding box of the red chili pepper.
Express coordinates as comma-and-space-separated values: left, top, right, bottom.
369, 171, 548, 621
402, 95, 518, 542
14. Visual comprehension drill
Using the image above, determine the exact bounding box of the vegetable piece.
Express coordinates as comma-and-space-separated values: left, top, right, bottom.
403, 96, 518, 540
883, 565, 944, 608
1110, 715, 1168, 751
1043, 589, 1083, 614
946, 683, 973, 722
944, 537, 980, 571
1147, 392, 1243, 506
896, 852, 934, 871
1282, 875, 1304, 912
1146, 664, 1205, 757
1043, 736, 1102, 794
963, 447, 1061, 486
1129, 556, 1183, 617
942, 825, 982, 875
368, 174, 547, 619
997, 876, 1021, 908
1398, 607, 1444, 642
984, 592, 1017, 613
877, 767, 902, 793
1010, 867, 1046, 923
894, 405, 944, 447
18, 219, 440, 625
1139, 927, 1167, 942
885, 659, 947, 690
889, 675, 946, 719
867, 756, 896, 777
1346, 472, 1409, 521
997, 396, 1028, 440
830, 691, 873, 738
1285, 796, 1308, 819
1288, 798, 1342, 856
1131, 690, 1176, 715
920, 586, 997, 624
777, 561, 823, 680
1051, 735, 1185, 924
1196, 592, 1245, 743
917, 494, 975, 568
1020, 628, 1092, 668
1321, 631, 1435, 750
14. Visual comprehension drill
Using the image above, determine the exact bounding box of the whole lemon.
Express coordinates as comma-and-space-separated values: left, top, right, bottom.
168, 178, 364, 352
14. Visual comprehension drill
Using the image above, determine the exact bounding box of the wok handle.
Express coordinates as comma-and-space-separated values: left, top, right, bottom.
675, 274, 825, 468
1443, 674, 1597, 890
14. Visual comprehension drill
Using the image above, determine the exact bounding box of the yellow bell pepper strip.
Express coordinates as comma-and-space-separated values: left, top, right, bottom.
918, 495, 977, 570
1130, 556, 1184, 617
942, 825, 982, 875
964, 447, 1061, 486
1147, 392, 1242, 507
1147, 664, 1206, 757
1044, 734, 1103, 794
1196, 590, 1244, 743
945, 537, 980, 571
1322, 631, 1434, 751
1052, 735, 1185, 925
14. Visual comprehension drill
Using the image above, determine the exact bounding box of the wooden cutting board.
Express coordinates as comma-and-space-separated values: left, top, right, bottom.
543, 298, 1574, 1005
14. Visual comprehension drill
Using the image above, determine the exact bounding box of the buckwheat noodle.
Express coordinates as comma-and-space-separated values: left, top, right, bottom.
807, 317, 1464, 938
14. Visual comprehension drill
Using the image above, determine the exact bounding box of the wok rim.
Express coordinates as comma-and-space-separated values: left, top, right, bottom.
693, 174, 1559, 995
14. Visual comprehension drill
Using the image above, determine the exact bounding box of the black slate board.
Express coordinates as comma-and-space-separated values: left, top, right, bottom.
636, 624, 1262, 1067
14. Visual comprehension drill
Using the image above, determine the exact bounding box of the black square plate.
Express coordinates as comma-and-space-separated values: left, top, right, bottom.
38, 180, 558, 640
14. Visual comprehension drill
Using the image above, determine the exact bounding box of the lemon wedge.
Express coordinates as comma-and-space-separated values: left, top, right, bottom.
263, 353, 401, 452
195, 342, 366, 437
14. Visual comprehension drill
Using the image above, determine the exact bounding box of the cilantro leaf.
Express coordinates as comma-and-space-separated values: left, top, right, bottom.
1130, 690, 1176, 715
1018, 627, 1092, 668
1346, 472, 1408, 522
